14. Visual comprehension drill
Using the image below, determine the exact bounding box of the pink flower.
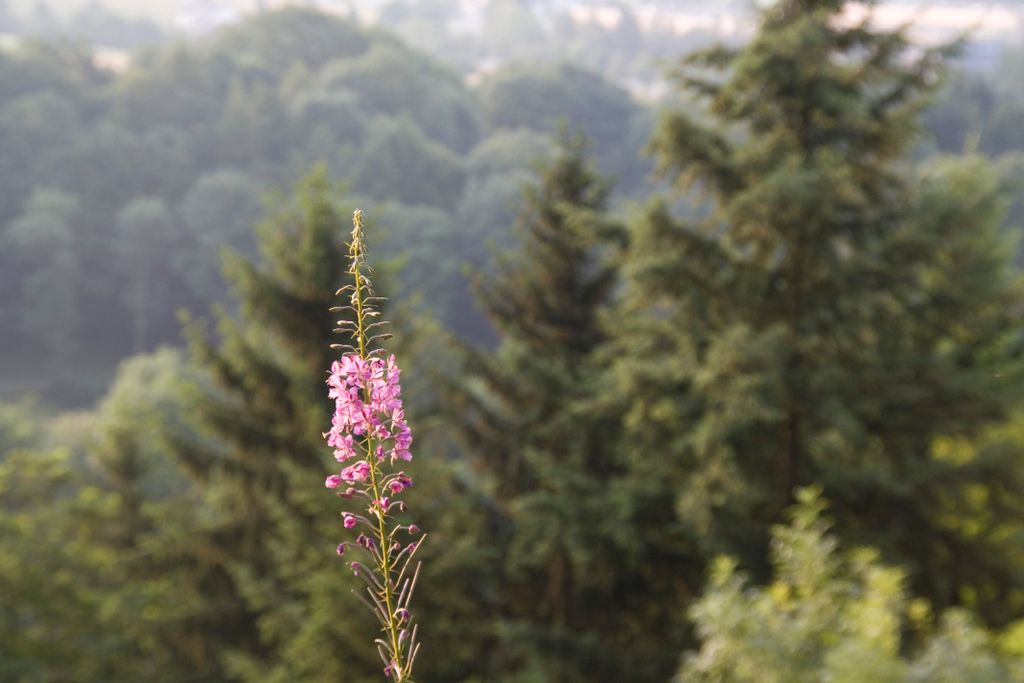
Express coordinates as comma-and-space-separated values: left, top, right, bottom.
388, 473, 413, 494
322, 214, 423, 681
330, 433, 356, 461
325, 352, 414, 467
340, 460, 370, 483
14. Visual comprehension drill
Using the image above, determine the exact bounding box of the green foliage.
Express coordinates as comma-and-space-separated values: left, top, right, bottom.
0, 398, 43, 454
478, 62, 652, 192
215, 8, 371, 74
115, 197, 179, 352
440, 135, 665, 681
368, 201, 468, 334
451, 128, 557, 338
679, 488, 1024, 683
3, 188, 84, 360
0, 348, 210, 683
177, 168, 264, 296
317, 39, 483, 153
924, 48, 1024, 261
927, 46, 1024, 159
614, 0, 1024, 631
0, 7, 649, 402
480, 63, 630, 141
353, 116, 466, 210
0, 447, 125, 683
4, 4, 1024, 682
463, 128, 552, 178
163, 168, 387, 681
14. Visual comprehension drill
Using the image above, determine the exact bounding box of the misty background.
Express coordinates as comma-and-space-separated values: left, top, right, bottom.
4, 1, 1024, 681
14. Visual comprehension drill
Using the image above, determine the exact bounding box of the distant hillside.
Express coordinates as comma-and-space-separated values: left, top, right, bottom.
0, 6, 651, 406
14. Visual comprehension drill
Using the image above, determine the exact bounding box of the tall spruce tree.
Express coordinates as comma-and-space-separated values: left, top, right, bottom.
442, 137, 678, 681
0, 351, 207, 682
159, 168, 385, 681
617, 0, 1024, 633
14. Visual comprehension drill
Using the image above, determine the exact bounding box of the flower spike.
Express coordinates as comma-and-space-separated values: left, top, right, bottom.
324, 209, 422, 682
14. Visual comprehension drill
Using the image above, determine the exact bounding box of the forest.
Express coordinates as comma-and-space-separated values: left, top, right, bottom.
3, 0, 1024, 681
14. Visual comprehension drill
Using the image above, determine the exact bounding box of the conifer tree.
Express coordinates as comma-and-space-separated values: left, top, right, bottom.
0, 351, 205, 682
160, 168, 384, 681
679, 488, 1024, 683
618, 0, 1024, 631
442, 136, 674, 680
81, 349, 210, 680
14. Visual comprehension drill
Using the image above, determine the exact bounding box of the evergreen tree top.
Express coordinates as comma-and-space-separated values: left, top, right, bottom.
621, 0, 1024, 627
659, 0, 956, 206
476, 132, 621, 357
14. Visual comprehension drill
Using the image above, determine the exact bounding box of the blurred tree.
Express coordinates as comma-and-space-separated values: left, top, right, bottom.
65, 2, 166, 48
368, 201, 468, 331
678, 488, 1024, 683
616, 0, 1024, 638
924, 73, 996, 154
480, 63, 633, 143
352, 116, 466, 210
114, 197, 179, 353
215, 80, 288, 170
925, 45, 1024, 164
478, 63, 651, 193
0, 5, 668, 402
455, 173, 534, 285
0, 398, 43, 455
464, 128, 552, 178
285, 89, 365, 175
0, 89, 80, 222
0, 38, 106, 104
50, 123, 194, 220
162, 168, 385, 681
79, 349, 211, 680
0, 447, 125, 683
441, 136, 654, 681
176, 168, 263, 299
985, 101, 1024, 157
213, 7, 371, 77
4, 188, 85, 362
114, 46, 225, 140
317, 40, 483, 153
0, 350, 205, 683
922, 46, 1024, 265
456, 130, 556, 305
995, 153, 1024, 262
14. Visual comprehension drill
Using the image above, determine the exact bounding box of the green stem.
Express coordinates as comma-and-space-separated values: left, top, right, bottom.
351, 226, 407, 681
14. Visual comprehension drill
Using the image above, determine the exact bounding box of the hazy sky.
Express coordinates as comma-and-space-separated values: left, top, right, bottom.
16, 0, 1024, 42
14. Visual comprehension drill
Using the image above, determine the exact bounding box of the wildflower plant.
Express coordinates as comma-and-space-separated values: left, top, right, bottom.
324, 209, 423, 681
